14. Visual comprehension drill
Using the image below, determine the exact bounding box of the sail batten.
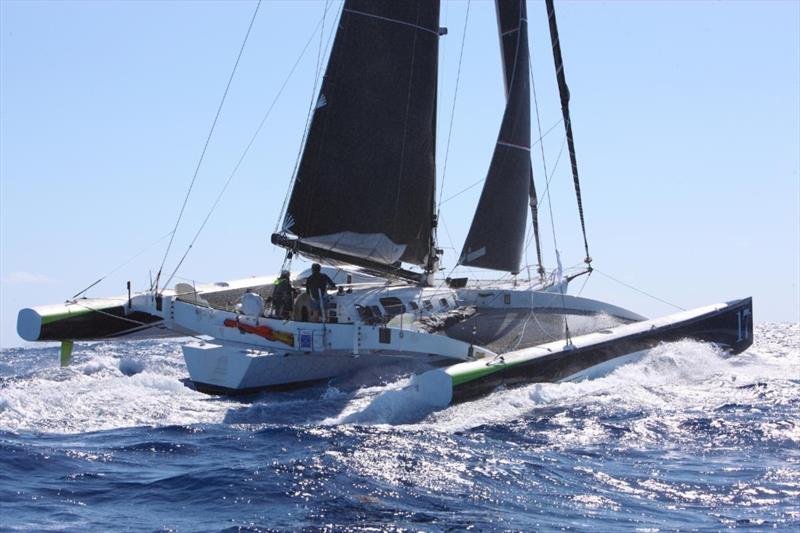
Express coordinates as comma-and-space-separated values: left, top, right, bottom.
279, 0, 440, 269
497, 140, 531, 152
343, 7, 441, 36
459, 0, 533, 274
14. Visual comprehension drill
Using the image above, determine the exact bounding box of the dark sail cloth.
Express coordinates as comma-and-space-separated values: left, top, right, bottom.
282, 0, 441, 268
459, 0, 532, 274
306, 272, 337, 313
271, 278, 293, 319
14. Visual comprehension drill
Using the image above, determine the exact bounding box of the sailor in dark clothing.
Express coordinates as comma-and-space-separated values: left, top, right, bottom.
305, 263, 336, 322
271, 270, 293, 319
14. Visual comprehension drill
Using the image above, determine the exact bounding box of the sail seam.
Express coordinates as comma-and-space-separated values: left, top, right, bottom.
497, 140, 531, 152
500, 17, 527, 36
343, 8, 439, 37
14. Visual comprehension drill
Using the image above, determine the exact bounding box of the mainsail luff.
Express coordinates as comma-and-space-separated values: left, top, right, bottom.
280, 0, 440, 268
459, 0, 532, 274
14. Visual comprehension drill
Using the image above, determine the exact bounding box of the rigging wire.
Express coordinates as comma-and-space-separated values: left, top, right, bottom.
70, 230, 175, 300
434, 0, 470, 278
576, 269, 591, 296
522, 135, 566, 253
388, 17, 422, 255
530, 56, 559, 254
594, 269, 686, 311
160, 12, 330, 291
545, 0, 592, 267
506, 229, 541, 352
438, 118, 562, 206
437, 0, 471, 214
438, 217, 458, 262
155, 0, 263, 292
535, 135, 567, 218
529, 27, 573, 344
70, 301, 211, 343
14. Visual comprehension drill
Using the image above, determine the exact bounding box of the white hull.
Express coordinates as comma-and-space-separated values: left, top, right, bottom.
183, 340, 450, 394
173, 282, 647, 394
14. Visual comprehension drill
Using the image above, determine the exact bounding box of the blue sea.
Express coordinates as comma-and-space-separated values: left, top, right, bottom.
1, 323, 798, 531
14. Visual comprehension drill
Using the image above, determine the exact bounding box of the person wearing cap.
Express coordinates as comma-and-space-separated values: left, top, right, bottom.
271, 270, 293, 319
305, 263, 336, 322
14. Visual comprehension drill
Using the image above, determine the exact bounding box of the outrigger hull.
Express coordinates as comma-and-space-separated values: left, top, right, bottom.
16, 276, 282, 343
16, 298, 168, 342
412, 298, 754, 408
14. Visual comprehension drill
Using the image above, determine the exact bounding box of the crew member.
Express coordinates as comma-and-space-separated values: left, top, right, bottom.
271, 270, 293, 319
305, 263, 336, 322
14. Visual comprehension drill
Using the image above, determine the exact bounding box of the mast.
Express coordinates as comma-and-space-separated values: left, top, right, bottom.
273, 0, 441, 283
459, 0, 532, 274
545, 0, 592, 268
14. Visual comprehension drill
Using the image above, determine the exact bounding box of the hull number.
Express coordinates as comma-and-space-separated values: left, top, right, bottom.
736, 308, 752, 342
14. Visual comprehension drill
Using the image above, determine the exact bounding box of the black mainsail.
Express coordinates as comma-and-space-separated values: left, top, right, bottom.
275, 0, 440, 274
459, 0, 532, 274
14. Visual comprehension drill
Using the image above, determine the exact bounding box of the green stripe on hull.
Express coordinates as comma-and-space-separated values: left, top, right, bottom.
450, 363, 505, 386
40, 302, 118, 325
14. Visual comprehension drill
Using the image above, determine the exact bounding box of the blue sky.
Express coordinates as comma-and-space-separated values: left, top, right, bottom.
1, 0, 798, 347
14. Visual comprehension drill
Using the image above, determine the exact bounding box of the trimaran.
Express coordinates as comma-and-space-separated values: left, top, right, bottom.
17, 0, 753, 408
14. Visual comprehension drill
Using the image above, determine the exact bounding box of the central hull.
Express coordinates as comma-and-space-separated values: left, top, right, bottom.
183, 341, 448, 395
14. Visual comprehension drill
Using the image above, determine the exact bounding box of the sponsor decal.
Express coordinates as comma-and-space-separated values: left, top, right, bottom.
223, 318, 294, 347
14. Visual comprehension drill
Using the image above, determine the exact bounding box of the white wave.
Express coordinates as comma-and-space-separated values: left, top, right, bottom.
0, 324, 796, 436
324, 324, 798, 441
322, 380, 439, 426
417, 325, 800, 439
0, 342, 238, 434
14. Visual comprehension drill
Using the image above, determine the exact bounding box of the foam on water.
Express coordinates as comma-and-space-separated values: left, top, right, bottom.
317, 324, 799, 436
0, 324, 797, 530
0, 340, 239, 433
0, 325, 797, 436
322, 377, 440, 426
420, 327, 799, 438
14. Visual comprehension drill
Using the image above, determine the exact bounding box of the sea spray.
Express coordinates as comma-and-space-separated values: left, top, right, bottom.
0, 325, 797, 530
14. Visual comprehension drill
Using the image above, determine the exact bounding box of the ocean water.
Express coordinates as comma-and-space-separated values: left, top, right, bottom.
0, 323, 797, 531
